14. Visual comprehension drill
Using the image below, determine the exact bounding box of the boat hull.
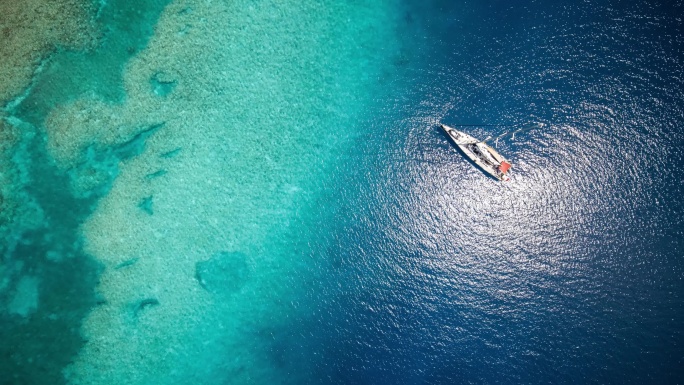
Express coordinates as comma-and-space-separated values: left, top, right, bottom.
440, 124, 511, 181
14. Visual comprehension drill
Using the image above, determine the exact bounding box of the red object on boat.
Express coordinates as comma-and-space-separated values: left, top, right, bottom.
498, 161, 511, 173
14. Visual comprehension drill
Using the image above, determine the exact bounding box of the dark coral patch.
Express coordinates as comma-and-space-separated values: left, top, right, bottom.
195, 251, 250, 296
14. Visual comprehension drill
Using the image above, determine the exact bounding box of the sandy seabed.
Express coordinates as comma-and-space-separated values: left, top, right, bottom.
32, 0, 409, 383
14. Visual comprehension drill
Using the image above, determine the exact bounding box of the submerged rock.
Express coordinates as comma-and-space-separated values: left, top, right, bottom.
130, 297, 160, 318
150, 72, 177, 97
160, 147, 182, 158
68, 123, 164, 199
145, 169, 167, 180
114, 257, 139, 269
7, 275, 40, 317
138, 195, 153, 215
195, 251, 249, 296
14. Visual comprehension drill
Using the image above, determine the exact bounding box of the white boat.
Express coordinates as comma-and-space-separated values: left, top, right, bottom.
440, 124, 512, 181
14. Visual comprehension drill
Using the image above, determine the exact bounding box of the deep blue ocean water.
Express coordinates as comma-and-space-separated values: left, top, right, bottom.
1, 1, 683, 384
277, 1, 684, 384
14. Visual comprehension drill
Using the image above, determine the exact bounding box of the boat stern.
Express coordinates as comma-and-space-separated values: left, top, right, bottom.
498, 161, 512, 181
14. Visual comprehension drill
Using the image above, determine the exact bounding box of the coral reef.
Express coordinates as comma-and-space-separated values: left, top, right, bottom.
0, 0, 97, 105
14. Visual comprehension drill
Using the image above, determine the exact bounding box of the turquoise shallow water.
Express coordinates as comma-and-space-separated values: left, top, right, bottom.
2, 0, 419, 384
2, 1, 684, 384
